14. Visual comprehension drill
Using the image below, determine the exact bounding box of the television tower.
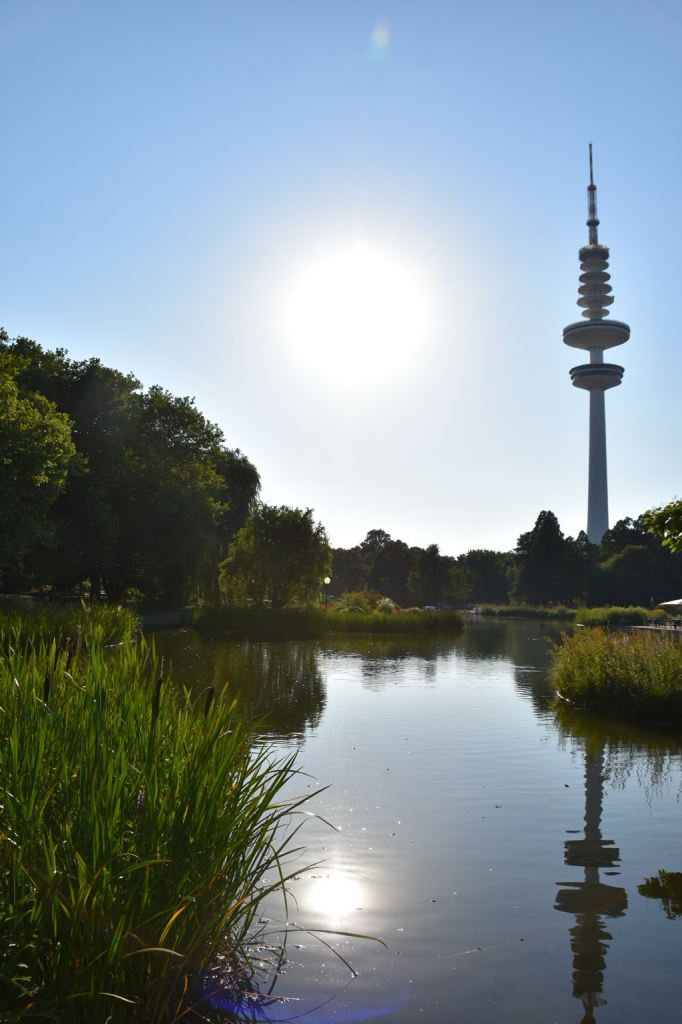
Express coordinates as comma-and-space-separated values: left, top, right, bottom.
563, 146, 629, 543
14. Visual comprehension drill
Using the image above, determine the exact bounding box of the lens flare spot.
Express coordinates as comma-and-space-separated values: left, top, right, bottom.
371, 22, 390, 49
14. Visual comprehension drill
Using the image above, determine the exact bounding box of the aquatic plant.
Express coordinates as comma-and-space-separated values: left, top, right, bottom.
550, 627, 682, 723
0, 630, 314, 1022
0, 597, 137, 647
193, 606, 463, 636
574, 605, 665, 627
479, 604, 576, 620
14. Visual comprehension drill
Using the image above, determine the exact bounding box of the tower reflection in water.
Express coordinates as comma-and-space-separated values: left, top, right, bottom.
554, 739, 627, 1023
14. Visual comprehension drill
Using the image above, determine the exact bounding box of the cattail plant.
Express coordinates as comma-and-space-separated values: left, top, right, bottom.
0, 627, 317, 1022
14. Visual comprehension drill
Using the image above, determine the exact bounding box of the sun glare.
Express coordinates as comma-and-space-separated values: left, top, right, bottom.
281, 240, 432, 389
305, 872, 365, 922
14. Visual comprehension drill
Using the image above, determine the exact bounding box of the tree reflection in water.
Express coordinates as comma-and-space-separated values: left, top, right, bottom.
153, 633, 326, 741
638, 870, 682, 920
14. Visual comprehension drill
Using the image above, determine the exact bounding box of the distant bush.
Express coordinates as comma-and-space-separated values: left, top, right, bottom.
193, 606, 464, 636
479, 604, 576, 620
332, 588, 381, 613
574, 605, 665, 627
376, 597, 395, 614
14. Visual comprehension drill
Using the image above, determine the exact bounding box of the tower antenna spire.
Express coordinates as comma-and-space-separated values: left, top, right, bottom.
587, 142, 599, 245
563, 145, 630, 543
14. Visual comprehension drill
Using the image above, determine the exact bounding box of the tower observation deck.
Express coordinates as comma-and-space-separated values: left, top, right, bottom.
563, 146, 629, 543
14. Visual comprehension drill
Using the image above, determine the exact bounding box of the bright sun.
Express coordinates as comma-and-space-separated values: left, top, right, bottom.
281, 239, 432, 388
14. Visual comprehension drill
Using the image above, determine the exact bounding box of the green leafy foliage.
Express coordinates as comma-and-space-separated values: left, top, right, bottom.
512, 511, 589, 606
0, 599, 137, 646
220, 504, 331, 609
643, 499, 682, 554
0, 347, 75, 573
0, 629, 312, 1022
550, 628, 682, 723
457, 549, 515, 604
0, 334, 260, 604
574, 606, 665, 627
407, 543, 469, 606
194, 605, 464, 635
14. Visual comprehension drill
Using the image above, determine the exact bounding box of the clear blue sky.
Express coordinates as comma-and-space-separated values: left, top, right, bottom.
2, 0, 681, 555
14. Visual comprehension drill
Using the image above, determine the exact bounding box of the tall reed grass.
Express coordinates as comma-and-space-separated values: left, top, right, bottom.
574, 605, 665, 627
193, 606, 463, 637
0, 626, 314, 1022
479, 604, 576, 620
0, 598, 137, 647
550, 627, 682, 723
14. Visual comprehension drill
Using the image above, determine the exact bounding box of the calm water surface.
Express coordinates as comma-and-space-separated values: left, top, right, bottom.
151, 619, 682, 1024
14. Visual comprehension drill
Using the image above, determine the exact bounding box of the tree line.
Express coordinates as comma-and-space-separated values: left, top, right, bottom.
332, 510, 682, 608
4, 330, 681, 610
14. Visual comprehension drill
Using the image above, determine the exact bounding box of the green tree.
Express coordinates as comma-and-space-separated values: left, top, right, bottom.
0, 348, 75, 574
368, 538, 413, 606
408, 543, 469, 606
643, 500, 682, 554
457, 549, 515, 604
512, 511, 584, 606
330, 546, 368, 595
361, 529, 392, 555
219, 504, 331, 609
600, 515, 653, 555
2, 335, 259, 604
586, 544, 682, 608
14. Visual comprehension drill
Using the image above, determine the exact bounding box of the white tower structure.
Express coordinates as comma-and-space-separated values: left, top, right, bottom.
563, 146, 630, 544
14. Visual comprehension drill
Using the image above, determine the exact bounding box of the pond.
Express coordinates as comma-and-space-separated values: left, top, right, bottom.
150, 618, 682, 1024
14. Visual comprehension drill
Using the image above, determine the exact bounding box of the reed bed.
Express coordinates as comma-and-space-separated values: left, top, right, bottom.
0, 626, 314, 1022
0, 598, 138, 647
478, 604, 576, 620
574, 605, 666, 627
192, 606, 464, 637
550, 627, 682, 723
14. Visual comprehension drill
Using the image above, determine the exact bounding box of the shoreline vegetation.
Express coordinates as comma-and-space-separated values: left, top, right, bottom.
0, 620, 318, 1023
550, 627, 682, 725
0, 597, 139, 646
477, 603, 668, 626
192, 605, 464, 636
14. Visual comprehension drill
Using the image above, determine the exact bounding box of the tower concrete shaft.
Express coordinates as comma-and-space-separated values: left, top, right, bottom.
563, 146, 629, 544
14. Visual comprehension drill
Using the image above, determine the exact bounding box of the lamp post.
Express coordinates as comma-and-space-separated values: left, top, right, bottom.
323, 576, 331, 610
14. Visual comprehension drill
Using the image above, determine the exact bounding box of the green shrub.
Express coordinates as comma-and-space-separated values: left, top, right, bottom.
331, 589, 378, 613
0, 629, 311, 1022
376, 597, 395, 614
550, 627, 682, 723
479, 604, 576, 620
193, 606, 464, 636
574, 605, 665, 627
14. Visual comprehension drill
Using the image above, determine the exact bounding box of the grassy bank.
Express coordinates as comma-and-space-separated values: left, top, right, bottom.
192, 606, 464, 636
478, 604, 576, 620
0, 626, 313, 1022
550, 627, 682, 723
0, 598, 138, 646
574, 605, 666, 627
478, 604, 668, 627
